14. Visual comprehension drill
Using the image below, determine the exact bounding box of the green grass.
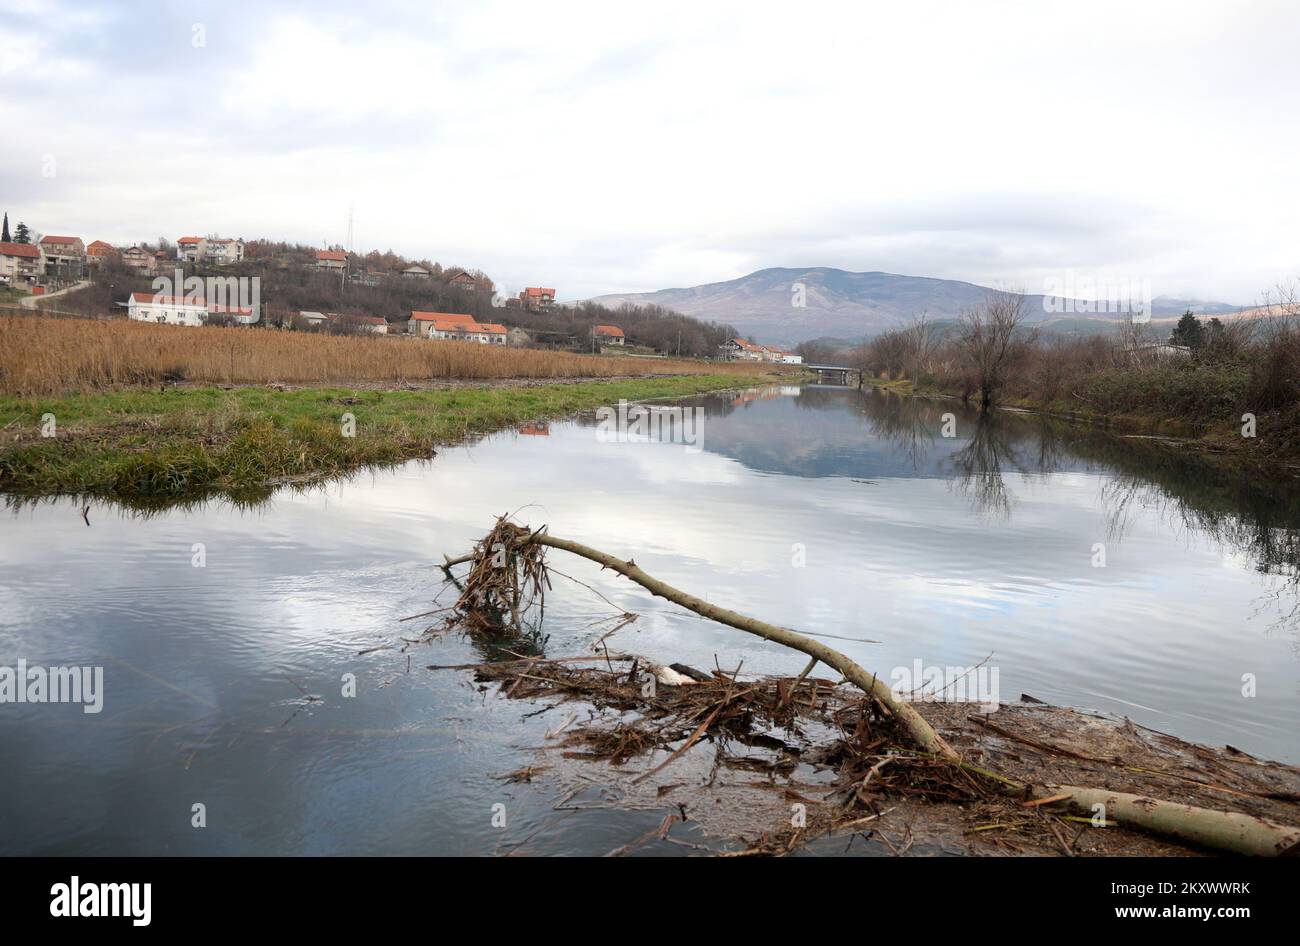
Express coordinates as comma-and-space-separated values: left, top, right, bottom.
0, 374, 756, 503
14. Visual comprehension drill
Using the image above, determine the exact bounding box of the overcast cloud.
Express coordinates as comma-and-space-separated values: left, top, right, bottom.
1, 0, 1297, 303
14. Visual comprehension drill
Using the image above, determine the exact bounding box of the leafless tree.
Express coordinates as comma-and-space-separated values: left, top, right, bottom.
956, 289, 1037, 408
903, 311, 937, 380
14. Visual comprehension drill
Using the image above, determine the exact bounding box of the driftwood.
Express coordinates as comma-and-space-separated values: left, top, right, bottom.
443, 517, 1300, 857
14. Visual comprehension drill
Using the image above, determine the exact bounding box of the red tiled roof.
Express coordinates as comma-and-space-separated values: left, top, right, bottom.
39, 235, 80, 245
316, 250, 347, 262
86, 240, 115, 256
129, 291, 252, 314
0, 242, 40, 258
411, 311, 505, 334
177, 236, 202, 244
523, 287, 555, 297
593, 324, 624, 337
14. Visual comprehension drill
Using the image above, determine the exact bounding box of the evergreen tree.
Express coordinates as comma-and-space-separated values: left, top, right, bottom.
1, 213, 9, 242
13, 221, 31, 244
1169, 310, 1204, 349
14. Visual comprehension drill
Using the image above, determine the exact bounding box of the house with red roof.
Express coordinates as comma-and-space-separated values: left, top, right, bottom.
593, 324, 625, 346
128, 291, 256, 327
177, 236, 204, 262
37, 235, 85, 276
519, 287, 555, 311
315, 249, 347, 271
721, 337, 766, 361
408, 310, 507, 345
85, 240, 117, 266
0, 241, 41, 286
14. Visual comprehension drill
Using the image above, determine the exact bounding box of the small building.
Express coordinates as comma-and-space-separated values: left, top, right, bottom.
296, 310, 331, 328
446, 268, 477, 289
121, 246, 157, 274
316, 250, 347, 271
0, 241, 41, 286
506, 326, 531, 347
593, 324, 625, 346
401, 264, 432, 280
520, 287, 555, 311
85, 240, 117, 266
38, 235, 85, 276
409, 310, 506, 344
128, 291, 256, 326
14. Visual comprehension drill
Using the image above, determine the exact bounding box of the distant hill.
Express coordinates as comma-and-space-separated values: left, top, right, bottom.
588, 267, 1240, 346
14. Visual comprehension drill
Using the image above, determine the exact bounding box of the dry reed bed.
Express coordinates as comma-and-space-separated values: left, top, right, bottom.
0, 315, 759, 397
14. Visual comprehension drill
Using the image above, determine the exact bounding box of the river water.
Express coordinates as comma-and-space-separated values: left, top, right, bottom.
2, 384, 1298, 854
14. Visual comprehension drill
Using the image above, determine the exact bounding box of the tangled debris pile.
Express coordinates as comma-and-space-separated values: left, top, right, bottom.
431, 650, 1300, 855
431, 516, 1300, 857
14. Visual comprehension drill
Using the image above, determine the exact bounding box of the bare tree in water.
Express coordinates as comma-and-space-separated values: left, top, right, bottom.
957, 289, 1036, 408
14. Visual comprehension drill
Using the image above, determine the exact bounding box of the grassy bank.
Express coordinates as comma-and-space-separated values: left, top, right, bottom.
0, 374, 765, 503
862, 302, 1300, 468
865, 370, 1299, 470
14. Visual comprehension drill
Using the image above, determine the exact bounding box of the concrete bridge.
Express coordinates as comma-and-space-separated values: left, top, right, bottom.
803, 364, 863, 387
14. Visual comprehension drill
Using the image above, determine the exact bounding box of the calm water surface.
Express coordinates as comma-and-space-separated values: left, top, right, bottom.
3, 385, 1299, 854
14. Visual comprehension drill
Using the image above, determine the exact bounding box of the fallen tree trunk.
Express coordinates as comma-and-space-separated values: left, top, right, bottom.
446, 530, 959, 762
1047, 785, 1300, 857
443, 521, 1300, 856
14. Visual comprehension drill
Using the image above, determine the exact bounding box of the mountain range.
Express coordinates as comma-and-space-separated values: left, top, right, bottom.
588, 267, 1240, 345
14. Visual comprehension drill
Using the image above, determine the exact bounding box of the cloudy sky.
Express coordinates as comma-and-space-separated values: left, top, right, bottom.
2, 0, 1297, 303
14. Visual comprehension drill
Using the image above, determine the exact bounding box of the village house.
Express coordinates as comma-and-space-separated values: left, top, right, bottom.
520, 287, 555, 311
296, 311, 330, 329
85, 240, 117, 266
721, 337, 766, 361
446, 268, 477, 289
315, 250, 347, 271
121, 246, 156, 274
401, 264, 432, 280
177, 236, 204, 262
37, 235, 85, 276
593, 324, 625, 346
128, 291, 256, 326
408, 311, 507, 344
0, 242, 41, 286
203, 237, 244, 264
